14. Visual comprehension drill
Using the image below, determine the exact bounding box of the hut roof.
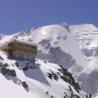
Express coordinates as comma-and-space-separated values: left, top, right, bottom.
12, 39, 37, 47
0, 36, 37, 49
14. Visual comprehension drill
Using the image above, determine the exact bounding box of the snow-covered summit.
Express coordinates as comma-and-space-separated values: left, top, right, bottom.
70, 24, 97, 32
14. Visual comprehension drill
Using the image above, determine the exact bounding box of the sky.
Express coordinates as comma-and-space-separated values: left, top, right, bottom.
0, 0, 98, 34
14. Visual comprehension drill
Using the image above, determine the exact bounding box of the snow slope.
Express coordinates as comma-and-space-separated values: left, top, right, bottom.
15, 23, 98, 95
0, 49, 87, 98
0, 23, 98, 98
0, 74, 41, 98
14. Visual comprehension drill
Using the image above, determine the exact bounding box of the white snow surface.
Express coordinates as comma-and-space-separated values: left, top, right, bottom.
0, 50, 86, 98
0, 23, 98, 97
0, 74, 41, 98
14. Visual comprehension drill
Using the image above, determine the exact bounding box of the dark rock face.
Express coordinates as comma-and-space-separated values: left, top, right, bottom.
67, 86, 80, 98
0, 61, 29, 92
22, 82, 28, 88
1, 67, 16, 77
59, 68, 81, 92
47, 72, 59, 81
0, 63, 9, 68
0, 62, 16, 77
22, 81, 29, 91
0, 62, 16, 78
47, 65, 81, 93
0, 56, 3, 60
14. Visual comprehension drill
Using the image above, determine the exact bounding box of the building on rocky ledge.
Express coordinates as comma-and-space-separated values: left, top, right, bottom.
2, 39, 37, 62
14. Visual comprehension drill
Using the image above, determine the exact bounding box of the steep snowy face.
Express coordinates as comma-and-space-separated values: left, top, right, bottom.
15, 24, 98, 95
0, 50, 86, 98
70, 24, 98, 70
0, 23, 98, 97
68, 24, 98, 94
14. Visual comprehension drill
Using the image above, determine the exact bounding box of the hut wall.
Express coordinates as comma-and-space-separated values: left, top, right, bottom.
6, 41, 37, 62
12, 50, 36, 61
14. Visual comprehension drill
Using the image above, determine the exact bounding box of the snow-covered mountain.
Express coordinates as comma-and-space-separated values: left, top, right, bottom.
0, 23, 98, 98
